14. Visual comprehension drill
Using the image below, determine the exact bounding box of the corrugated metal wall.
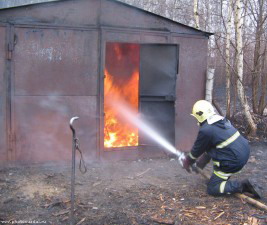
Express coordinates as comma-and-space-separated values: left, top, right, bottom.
12, 27, 99, 161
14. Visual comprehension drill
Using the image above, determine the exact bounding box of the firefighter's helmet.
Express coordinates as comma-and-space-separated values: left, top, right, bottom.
191, 100, 215, 123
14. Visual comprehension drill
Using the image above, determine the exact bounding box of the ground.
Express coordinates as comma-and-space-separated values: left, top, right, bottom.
0, 142, 267, 225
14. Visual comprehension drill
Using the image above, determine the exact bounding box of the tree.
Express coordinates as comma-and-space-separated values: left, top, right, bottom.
120, 0, 267, 135
194, 0, 200, 28
234, 0, 257, 135
225, 0, 233, 118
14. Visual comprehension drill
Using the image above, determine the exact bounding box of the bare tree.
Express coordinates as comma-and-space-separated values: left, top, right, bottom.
225, 0, 233, 118
258, 43, 267, 115
194, 0, 200, 28
234, 0, 257, 135
120, 0, 267, 131
245, 0, 266, 114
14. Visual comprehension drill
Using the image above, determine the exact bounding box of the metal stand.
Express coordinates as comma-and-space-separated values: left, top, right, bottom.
69, 116, 79, 225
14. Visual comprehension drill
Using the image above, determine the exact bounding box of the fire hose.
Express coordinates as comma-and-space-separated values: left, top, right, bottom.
177, 153, 267, 212
69, 117, 87, 225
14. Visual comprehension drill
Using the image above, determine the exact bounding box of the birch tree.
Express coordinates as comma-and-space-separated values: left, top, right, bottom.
225, 0, 232, 118
194, 0, 200, 29
120, 0, 267, 130
234, 0, 257, 135
244, 0, 264, 113
258, 45, 267, 115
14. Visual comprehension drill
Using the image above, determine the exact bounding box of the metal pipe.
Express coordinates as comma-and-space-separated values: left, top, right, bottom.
69, 116, 79, 225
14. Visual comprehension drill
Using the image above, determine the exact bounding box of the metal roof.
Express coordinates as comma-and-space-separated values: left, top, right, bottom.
109, 0, 213, 36
0, 0, 213, 36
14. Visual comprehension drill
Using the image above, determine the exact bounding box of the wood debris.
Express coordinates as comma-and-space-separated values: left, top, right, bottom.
52, 209, 69, 217
76, 217, 86, 225
214, 211, 225, 220
244, 216, 260, 225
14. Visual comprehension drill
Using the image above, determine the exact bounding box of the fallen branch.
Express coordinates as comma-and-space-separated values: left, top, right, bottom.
76, 217, 86, 225
235, 193, 267, 211
193, 166, 267, 212
214, 211, 225, 220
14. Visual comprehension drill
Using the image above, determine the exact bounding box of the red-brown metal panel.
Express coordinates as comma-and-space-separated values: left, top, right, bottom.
172, 36, 208, 151
14, 27, 98, 96
103, 30, 170, 44
0, 0, 100, 27
0, 26, 7, 161
141, 34, 169, 43
0, 27, 5, 95
12, 27, 99, 162
102, 30, 141, 43
14, 96, 97, 162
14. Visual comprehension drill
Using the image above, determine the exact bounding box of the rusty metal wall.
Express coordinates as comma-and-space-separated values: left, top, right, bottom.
172, 35, 208, 151
14, 28, 98, 96
0, 26, 7, 161
14, 96, 97, 161
0, 0, 100, 26
12, 27, 99, 161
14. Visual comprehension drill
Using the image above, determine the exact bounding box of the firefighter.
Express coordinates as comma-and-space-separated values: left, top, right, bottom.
181, 100, 262, 198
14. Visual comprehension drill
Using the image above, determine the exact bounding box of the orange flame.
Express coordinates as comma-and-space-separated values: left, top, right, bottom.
104, 43, 139, 148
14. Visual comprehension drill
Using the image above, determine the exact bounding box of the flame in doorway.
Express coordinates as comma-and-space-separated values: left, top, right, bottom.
104, 43, 139, 148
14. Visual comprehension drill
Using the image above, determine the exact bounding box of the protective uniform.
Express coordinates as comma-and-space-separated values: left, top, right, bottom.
181, 100, 261, 198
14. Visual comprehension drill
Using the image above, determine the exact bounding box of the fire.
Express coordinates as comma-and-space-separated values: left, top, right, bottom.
104, 43, 140, 148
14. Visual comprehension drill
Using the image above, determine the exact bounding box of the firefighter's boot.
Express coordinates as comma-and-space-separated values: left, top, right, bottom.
241, 179, 262, 199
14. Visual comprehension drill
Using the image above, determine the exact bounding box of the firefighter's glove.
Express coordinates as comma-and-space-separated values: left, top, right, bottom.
181, 155, 195, 173
196, 153, 211, 170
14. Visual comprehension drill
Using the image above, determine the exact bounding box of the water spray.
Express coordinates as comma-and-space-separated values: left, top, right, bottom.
112, 101, 186, 165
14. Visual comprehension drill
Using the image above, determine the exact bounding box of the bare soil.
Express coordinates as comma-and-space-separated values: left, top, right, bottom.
0, 142, 267, 225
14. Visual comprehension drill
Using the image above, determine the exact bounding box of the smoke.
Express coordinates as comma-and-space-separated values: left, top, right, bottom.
109, 99, 183, 157
105, 43, 140, 86
15, 95, 99, 162
39, 95, 69, 114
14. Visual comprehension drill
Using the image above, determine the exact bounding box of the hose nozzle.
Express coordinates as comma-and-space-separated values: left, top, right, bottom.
178, 152, 185, 167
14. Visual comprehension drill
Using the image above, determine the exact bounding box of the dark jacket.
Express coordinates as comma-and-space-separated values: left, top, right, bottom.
190, 118, 250, 173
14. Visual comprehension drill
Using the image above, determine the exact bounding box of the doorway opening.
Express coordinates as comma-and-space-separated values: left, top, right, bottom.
104, 42, 178, 151
104, 43, 140, 148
